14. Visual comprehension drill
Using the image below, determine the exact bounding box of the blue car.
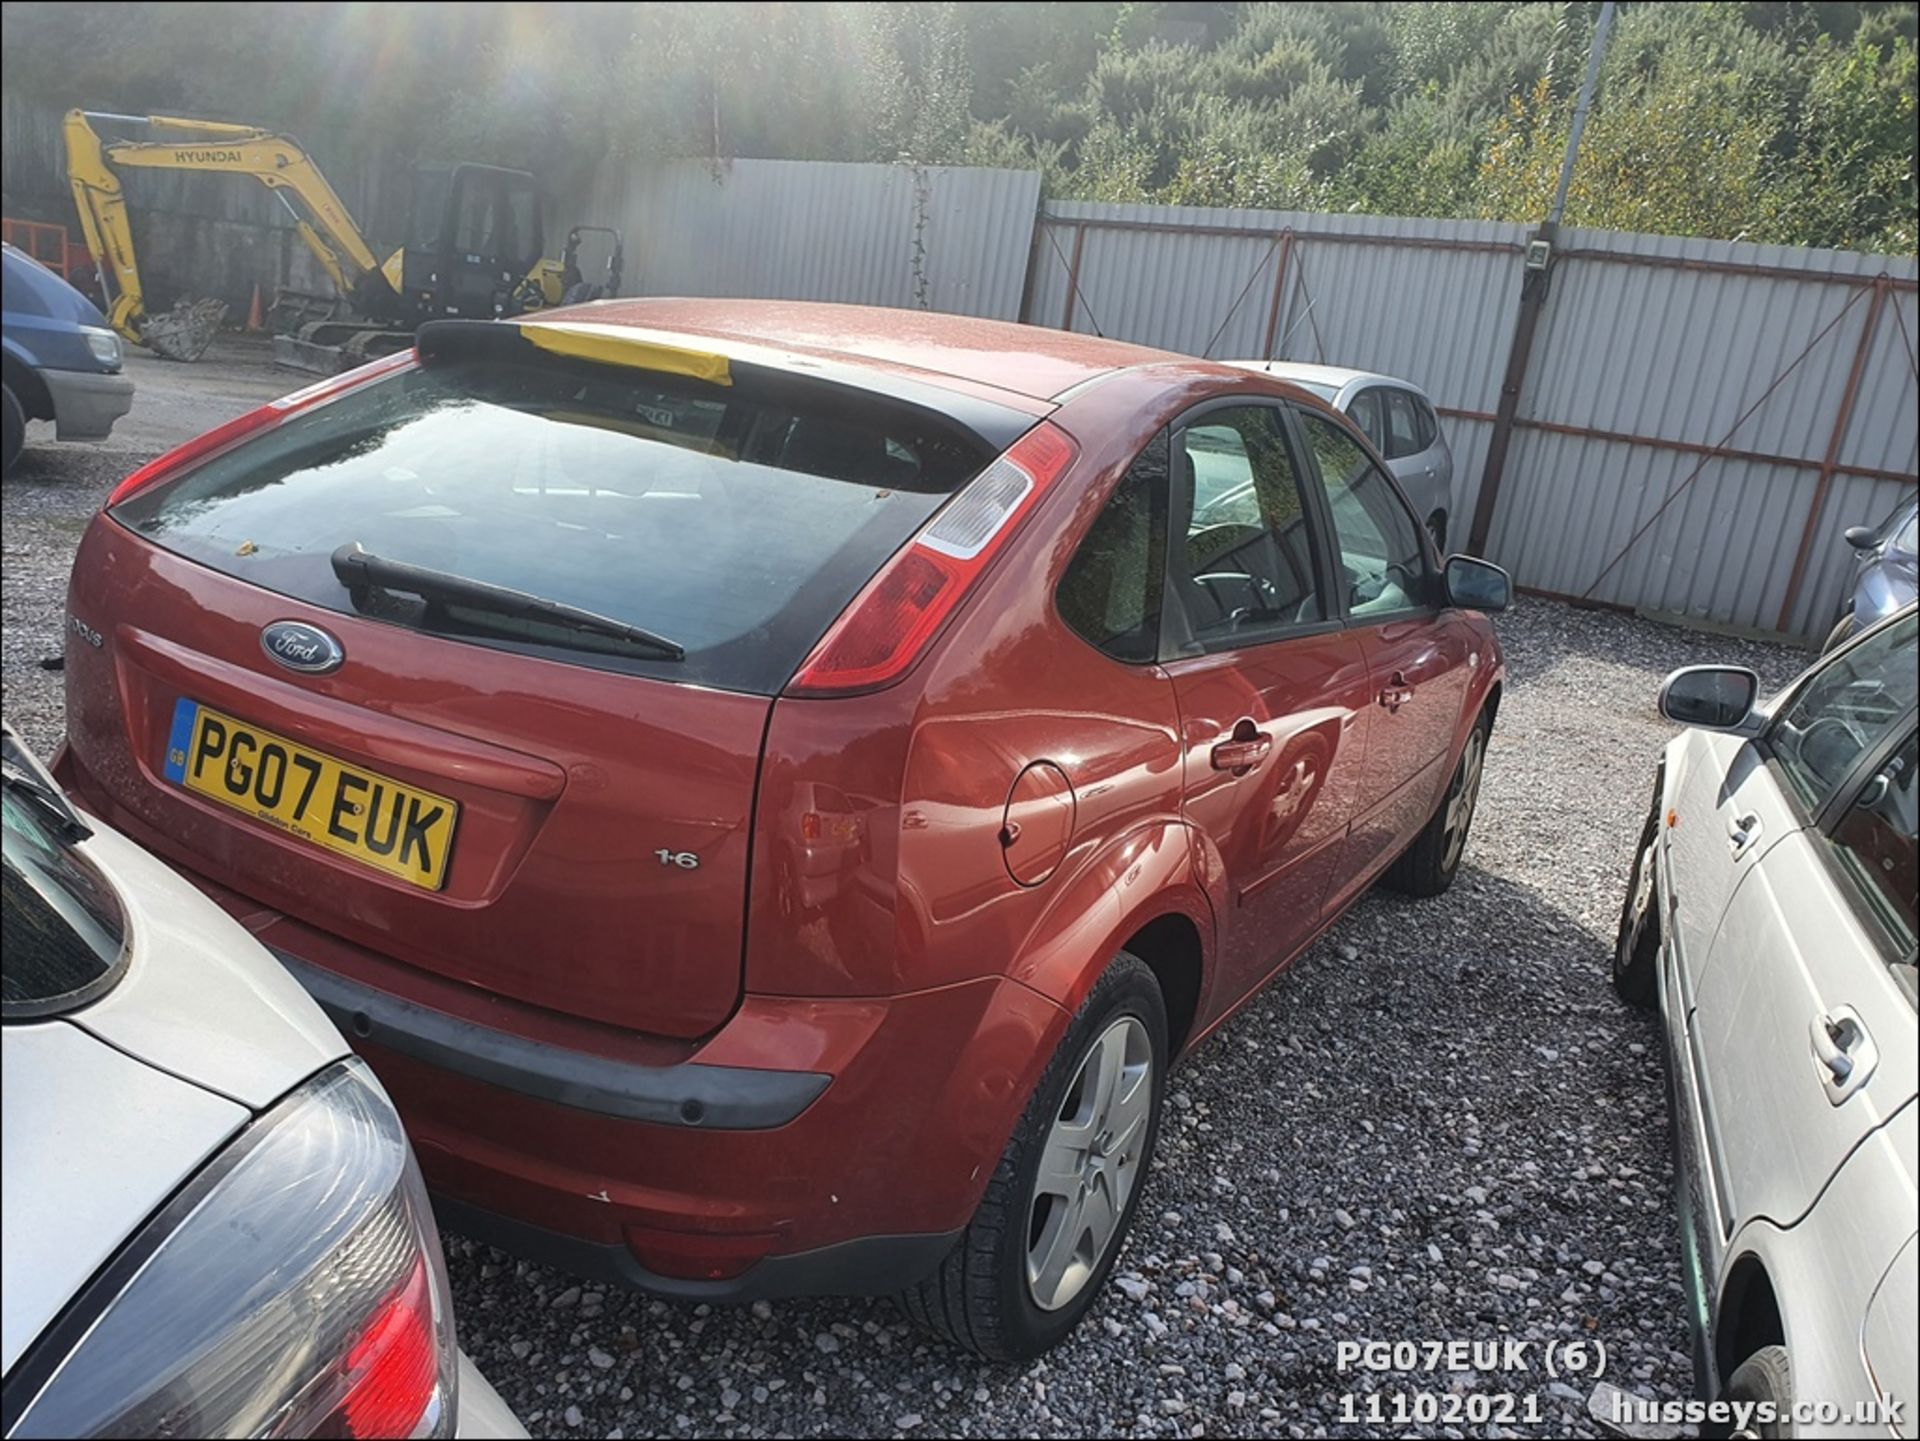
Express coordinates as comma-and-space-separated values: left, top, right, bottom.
2, 241, 135, 475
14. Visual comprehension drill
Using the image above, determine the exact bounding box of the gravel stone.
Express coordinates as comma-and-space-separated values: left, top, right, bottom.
3, 352, 1808, 1440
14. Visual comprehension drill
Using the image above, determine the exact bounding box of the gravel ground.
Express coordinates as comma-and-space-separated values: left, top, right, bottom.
2, 341, 1812, 1438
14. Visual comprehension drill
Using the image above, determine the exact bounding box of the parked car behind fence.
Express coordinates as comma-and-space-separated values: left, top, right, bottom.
1228, 360, 1453, 554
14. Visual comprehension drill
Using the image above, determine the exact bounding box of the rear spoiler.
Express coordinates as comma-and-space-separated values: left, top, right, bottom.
417, 319, 730, 386
414, 318, 1040, 456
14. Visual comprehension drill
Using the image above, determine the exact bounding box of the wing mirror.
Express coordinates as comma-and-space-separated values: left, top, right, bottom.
1658, 666, 1761, 732
1844, 524, 1879, 550
1443, 555, 1511, 613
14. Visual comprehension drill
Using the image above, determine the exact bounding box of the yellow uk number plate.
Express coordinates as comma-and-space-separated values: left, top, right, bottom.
163, 699, 458, 890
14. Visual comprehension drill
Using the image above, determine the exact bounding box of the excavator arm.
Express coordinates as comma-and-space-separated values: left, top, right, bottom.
63, 110, 397, 360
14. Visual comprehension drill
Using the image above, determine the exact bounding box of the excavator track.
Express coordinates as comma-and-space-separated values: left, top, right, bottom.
273, 320, 415, 376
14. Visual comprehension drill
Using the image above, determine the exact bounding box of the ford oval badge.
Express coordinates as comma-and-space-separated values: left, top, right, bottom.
261, 620, 344, 675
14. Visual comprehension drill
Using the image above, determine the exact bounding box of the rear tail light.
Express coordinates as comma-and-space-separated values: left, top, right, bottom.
9, 1060, 459, 1439
105, 350, 417, 510
787, 421, 1077, 696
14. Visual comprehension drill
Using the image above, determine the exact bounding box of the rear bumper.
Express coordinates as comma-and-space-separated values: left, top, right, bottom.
350, 954, 1062, 1299
40, 367, 133, 441
436, 1194, 959, 1303
278, 951, 829, 1130
52, 753, 1069, 1300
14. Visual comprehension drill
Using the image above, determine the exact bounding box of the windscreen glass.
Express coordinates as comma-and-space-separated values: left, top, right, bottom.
113, 360, 995, 693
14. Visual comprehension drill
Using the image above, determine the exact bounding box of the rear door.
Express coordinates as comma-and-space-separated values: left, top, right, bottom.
1159, 401, 1372, 1002
1291, 406, 1473, 899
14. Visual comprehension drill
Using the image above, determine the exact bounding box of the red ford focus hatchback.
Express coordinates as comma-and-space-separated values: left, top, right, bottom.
57, 301, 1508, 1358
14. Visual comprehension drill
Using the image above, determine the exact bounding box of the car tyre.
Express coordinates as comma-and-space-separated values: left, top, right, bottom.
1706, 1345, 1792, 1439
2, 384, 24, 477
1821, 611, 1855, 653
899, 952, 1167, 1360
1613, 789, 1662, 1007
1384, 709, 1490, 897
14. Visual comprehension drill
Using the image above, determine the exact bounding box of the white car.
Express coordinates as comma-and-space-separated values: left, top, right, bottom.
1226, 361, 1454, 553
1, 724, 523, 1440
1613, 607, 1916, 1435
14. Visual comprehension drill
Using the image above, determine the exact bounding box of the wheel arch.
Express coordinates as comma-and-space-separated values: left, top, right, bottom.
2, 347, 54, 423
1009, 818, 1216, 1052
1715, 1251, 1786, 1389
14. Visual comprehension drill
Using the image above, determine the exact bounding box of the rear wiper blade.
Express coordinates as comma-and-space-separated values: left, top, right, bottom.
2, 726, 92, 842
330, 543, 685, 661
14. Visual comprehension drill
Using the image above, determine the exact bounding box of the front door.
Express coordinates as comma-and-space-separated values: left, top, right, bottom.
1690, 613, 1919, 1232
1291, 407, 1472, 902
1160, 402, 1372, 1007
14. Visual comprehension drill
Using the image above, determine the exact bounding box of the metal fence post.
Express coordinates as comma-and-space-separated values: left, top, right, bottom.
1465, 222, 1555, 556
1059, 223, 1088, 332
1776, 273, 1893, 634
1259, 229, 1296, 360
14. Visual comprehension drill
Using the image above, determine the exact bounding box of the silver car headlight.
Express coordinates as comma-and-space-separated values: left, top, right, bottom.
81, 326, 123, 369
7, 1059, 457, 1439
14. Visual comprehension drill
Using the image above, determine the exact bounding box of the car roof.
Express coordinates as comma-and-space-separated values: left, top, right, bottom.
1222, 359, 1426, 396
543, 298, 1194, 406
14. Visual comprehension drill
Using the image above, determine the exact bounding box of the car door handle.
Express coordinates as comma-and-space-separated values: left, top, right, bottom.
1210, 734, 1271, 772
1727, 811, 1762, 856
1377, 671, 1415, 711
1809, 1008, 1877, 1103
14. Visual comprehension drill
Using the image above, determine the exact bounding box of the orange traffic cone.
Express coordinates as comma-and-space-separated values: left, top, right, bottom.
246, 282, 264, 332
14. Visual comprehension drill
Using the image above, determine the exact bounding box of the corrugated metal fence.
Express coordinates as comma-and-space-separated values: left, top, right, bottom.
576, 158, 1041, 320
1026, 200, 1918, 642
9, 92, 1912, 639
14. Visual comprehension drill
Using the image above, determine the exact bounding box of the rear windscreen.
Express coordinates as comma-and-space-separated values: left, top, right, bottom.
113, 359, 998, 694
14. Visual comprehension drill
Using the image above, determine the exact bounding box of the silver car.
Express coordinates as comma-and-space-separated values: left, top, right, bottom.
1613, 608, 1916, 1434
1, 725, 524, 1440
1228, 361, 1454, 552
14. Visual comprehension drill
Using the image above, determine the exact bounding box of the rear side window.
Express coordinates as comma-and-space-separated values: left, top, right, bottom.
113, 359, 995, 695
1056, 432, 1168, 663
1346, 388, 1385, 451
1384, 390, 1421, 458
1413, 395, 1439, 450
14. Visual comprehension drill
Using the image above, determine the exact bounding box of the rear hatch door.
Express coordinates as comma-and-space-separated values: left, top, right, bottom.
69, 322, 1023, 1038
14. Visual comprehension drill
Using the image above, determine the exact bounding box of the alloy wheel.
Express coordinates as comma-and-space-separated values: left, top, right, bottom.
1441, 728, 1486, 871
1026, 1015, 1153, 1312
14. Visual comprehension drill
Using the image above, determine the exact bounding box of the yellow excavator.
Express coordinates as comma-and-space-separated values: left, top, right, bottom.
64, 110, 622, 363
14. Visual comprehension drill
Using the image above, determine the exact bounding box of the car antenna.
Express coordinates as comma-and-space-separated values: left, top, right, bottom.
1044, 225, 1105, 338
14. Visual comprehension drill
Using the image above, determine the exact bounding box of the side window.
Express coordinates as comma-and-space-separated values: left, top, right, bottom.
1346, 389, 1384, 451
1296, 410, 1431, 619
1384, 389, 1421, 459
1413, 395, 1439, 451
1826, 731, 1918, 957
1770, 611, 1919, 814
1171, 406, 1324, 651
1056, 432, 1169, 664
